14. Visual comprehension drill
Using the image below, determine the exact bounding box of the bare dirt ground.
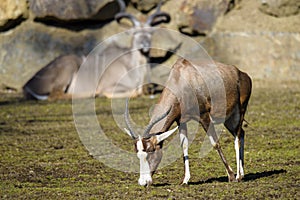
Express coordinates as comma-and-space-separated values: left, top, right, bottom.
0, 80, 299, 199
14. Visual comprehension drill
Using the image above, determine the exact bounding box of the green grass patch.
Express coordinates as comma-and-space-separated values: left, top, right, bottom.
0, 81, 299, 199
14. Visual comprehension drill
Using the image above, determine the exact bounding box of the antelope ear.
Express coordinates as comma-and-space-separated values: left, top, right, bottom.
156, 126, 178, 143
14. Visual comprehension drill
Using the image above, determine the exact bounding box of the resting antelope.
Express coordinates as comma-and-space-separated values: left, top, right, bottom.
23, 54, 84, 100
124, 58, 252, 186
95, 0, 171, 98
23, 0, 171, 100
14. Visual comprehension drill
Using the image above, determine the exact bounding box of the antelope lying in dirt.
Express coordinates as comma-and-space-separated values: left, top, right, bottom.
23, 54, 84, 100
124, 58, 252, 186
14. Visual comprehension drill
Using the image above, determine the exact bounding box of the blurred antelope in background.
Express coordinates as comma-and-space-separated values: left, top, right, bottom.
124, 58, 252, 186
23, 0, 171, 100
23, 54, 85, 100
95, 0, 171, 98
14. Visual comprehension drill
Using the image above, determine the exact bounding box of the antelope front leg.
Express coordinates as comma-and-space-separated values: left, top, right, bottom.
179, 123, 190, 184
235, 128, 245, 181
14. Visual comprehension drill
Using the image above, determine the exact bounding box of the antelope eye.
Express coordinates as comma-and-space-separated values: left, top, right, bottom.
146, 148, 155, 153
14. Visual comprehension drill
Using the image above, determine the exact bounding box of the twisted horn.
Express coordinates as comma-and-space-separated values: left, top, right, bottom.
115, 13, 141, 27
115, 0, 141, 27
116, 0, 126, 12
124, 98, 138, 139
146, 1, 171, 26
143, 106, 172, 137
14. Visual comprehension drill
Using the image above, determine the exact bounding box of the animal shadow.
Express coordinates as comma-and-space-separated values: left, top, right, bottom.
189, 169, 287, 185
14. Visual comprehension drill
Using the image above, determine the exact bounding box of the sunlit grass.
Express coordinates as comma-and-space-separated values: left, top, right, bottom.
0, 81, 299, 199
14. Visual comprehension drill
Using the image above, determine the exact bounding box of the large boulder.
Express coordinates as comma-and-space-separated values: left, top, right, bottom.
29, 0, 118, 21
203, 31, 300, 80
0, 0, 300, 93
0, 21, 85, 89
207, 0, 300, 81
0, 16, 141, 91
0, 0, 28, 31
213, 0, 300, 32
164, 0, 231, 35
259, 0, 300, 17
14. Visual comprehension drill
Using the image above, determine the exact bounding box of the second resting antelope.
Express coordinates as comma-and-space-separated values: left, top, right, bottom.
124, 58, 252, 186
23, 54, 84, 100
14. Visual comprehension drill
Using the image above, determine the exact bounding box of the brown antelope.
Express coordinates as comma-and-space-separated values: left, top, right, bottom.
23, 54, 85, 100
95, 0, 171, 98
124, 58, 252, 186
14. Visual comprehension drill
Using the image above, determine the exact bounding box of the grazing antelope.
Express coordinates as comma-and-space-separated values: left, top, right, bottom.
23, 54, 84, 100
124, 58, 252, 186
95, 0, 171, 98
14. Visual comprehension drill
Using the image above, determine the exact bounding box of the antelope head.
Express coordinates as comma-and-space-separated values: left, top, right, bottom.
124, 99, 178, 186
115, 0, 171, 55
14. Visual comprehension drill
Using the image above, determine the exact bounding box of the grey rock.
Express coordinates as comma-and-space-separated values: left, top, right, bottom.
259, 0, 300, 17
0, 18, 137, 91
203, 31, 300, 80
0, 21, 99, 90
29, 0, 118, 21
165, 0, 231, 35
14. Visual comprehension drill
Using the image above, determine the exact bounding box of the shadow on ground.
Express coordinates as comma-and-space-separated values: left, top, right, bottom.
153, 169, 287, 187
188, 169, 287, 185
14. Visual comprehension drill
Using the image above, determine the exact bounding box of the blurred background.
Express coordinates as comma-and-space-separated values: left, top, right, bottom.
0, 0, 299, 93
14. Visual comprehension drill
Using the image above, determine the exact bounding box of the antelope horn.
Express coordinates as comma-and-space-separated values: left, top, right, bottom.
124, 98, 138, 139
143, 106, 172, 137
146, 1, 171, 26
116, 0, 126, 12
115, 13, 141, 27
115, 0, 141, 27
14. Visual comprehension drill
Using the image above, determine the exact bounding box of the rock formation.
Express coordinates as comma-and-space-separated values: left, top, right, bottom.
0, 0, 299, 92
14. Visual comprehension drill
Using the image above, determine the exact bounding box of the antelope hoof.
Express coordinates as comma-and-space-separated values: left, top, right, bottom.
228, 176, 238, 182
180, 178, 189, 185
236, 175, 244, 182
146, 181, 152, 187
180, 181, 189, 186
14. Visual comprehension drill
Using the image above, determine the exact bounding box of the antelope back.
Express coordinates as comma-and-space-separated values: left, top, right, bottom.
23, 54, 83, 100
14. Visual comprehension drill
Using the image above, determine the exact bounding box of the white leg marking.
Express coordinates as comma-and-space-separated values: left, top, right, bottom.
180, 133, 190, 184
235, 137, 241, 180
240, 160, 244, 177
136, 138, 152, 186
